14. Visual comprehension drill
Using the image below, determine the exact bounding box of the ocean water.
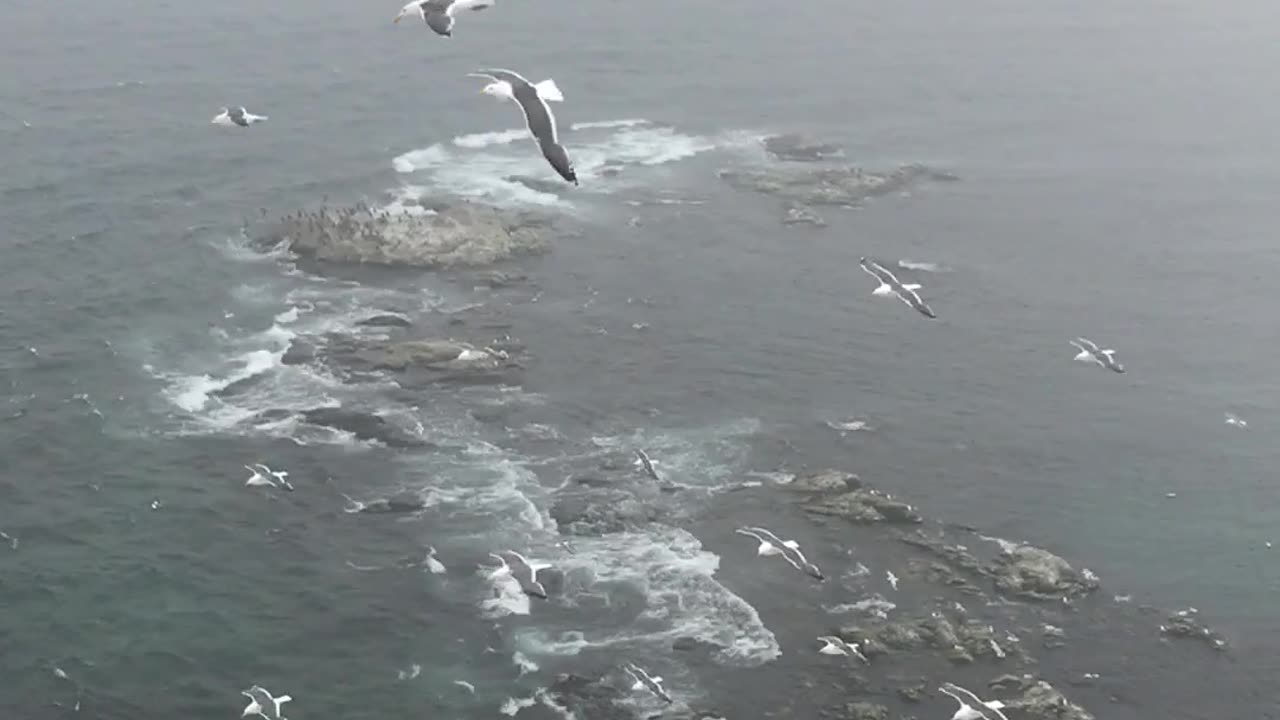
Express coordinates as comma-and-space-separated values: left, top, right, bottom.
3, 0, 1280, 717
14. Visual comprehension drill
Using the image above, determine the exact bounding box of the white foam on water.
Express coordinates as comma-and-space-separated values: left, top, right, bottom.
453, 128, 531, 148
164, 347, 280, 414
570, 118, 651, 131
824, 597, 897, 619
482, 570, 532, 618
526, 526, 780, 666
500, 694, 538, 716
511, 651, 539, 677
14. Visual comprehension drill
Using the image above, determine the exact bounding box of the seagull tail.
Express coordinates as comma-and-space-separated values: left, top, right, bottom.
902, 283, 921, 291
534, 79, 564, 102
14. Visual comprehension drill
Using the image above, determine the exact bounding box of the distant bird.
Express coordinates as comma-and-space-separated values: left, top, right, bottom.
467, 69, 578, 185
623, 663, 673, 704
1069, 337, 1124, 373
1224, 412, 1248, 429
886, 569, 899, 590
633, 449, 661, 482
859, 257, 936, 319
424, 546, 447, 574
212, 107, 268, 128
241, 685, 292, 720
394, 0, 494, 36
817, 636, 868, 662
939, 682, 1008, 720
244, 464, 294, 491
733, 526, 824, 580
488, 550, 550, 599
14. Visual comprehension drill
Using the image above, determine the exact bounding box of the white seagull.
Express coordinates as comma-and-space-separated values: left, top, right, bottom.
394, 0, 494, 36
733, 526, 824, 580
213, 107, 268, 128
1069, 337, 1124, 373
241, 685, 292, 720
939, 682, 1008, 720
467, 69, 577, 185
1224, 412, 1248, 429
817, 636, 868, 662
623, 663, 673, 704
633, 448, 661, 482
424, 546, 447, 574
886, 569, 899, 590
859, 257, 936, 319
488, 550, 551, 599
244, 464, 294, 491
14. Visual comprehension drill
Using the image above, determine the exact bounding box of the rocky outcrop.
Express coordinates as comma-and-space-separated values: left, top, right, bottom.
793, 470, 922, 525
994, 679, 1095, 720
1160, 608, 1228, 651
989, 543, 1099, 601
762, 133, 846, 162
550, 490, 663, 536
782, 202, 826, 227
838, 610, 1022, 666
291, 333, 521, 386
269, 201, 550, 268
542, 673, 632, 720
719, 163, 959, 207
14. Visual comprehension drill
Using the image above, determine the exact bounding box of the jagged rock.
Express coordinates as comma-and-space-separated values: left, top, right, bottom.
273, 201, 550, 268
719, 163, 959, 207
282, 338, 318, 366
803, 487, 922, 524
896, 681, 927, 703
906, 559, 983, 596
544, 673, 632, 720
299, 408, 430, 448
549, 491, 661, 536
356, 314, 412, 328
989, 543, 1099, 600
788, 469, 862, 494
1002, 681, 1094, 720
837, 701, 889, 720
1160, 608, 1229, 651
762, 133, 847, 162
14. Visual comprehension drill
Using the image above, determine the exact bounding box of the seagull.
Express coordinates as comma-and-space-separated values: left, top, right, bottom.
859, 257, 936, 319
886, 569, 899, 590
1069, 337, 1124, 373
467, 69, 578, 185
633, 449, 661, 482
733, 526, 824, 580
394, 0, 494, 37
244, 464, 294, 491
424, 546, 447, 574
488, 550, 550, 599
241, 685, 292, 720
817, 636, 868, 662
212, 107, 268, 128
244, 465, 275, 488
1224, 412, 1248, 429
623, 663, 673, 704
939, 683, 1008, 720
0, 530, 16, 549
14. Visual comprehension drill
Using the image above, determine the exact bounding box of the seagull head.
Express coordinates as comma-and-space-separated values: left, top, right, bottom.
479, 81, 515, 101
526, 580, 548, 599
802, 562, 825, 581
393, 1, 422, 23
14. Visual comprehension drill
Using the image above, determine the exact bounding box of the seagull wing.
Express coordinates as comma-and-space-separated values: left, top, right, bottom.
1074, 337, 1100, 353
469, 68, 532, 89
448, 0, 493, 14
944, 684, 1008, 720
858, 258, 890, 284
733, 527, 768, 544
742, 526, 787, 547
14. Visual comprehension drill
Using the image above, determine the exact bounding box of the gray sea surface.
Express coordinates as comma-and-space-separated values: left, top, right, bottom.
3, 0, 1280, 718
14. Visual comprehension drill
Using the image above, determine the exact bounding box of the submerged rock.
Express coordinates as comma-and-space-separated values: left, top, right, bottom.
356, 314, 412, 328
299, 407, 429, 448
348, 491, 429, 514
549, 491, 662, 536
719, 163, 959, 207
781, 202, 827, 227
788, 469, 862, 494
802, 487, 923, 525
270, 201, 550, 268
1001, 680, 1095, 720
1160, 608, 1229, 651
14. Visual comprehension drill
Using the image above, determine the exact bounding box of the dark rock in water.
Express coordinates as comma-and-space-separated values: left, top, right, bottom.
672, 636, 724, 653
570, 474, 613, 488
895, 681, 927, 703
1160, 608, 1229, 651
506, 175, 571, 195
762, 133, 846, 162
781, 202, 826, 227
544, 673, 631, 720
356, 314, 412, 328
272, 201, 550, 268
251, 408, 295, 423
1041, 623, 1067, 649
550, 491, 660, 536
719, 163, 958, 207
352, 491, 428, 514
300, 407, 429, 448
282, 338, 318, 366
988, 542, 1099, 601
835, 701, 889, 720
840, 611, 1023, 666
802, 486, 923, 524
315, 334, 518, 386
213, 372, 270, 399
789, 469, 862, 494
1001, 680, 1095, 720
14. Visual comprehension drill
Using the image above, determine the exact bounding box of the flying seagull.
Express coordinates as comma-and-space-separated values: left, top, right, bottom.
859, 257, 936, 319
1069, 337, 1124, 373
213, 107, 267, 128
633, 449, 661, 482
424, 546, 447, 574
489, 550, 550, 599
733, 526, 825, 580
394, 0, 494, 37
817, 636, 868, 662
241, 685, 292, 720
939, 683, 1008, 720
467, 68, 578, 185
623, 663, 673, 704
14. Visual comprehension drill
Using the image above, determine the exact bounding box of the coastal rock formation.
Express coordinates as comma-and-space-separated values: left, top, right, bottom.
346, 491, 429, 515
718, 163, 959, 207
549, 490, 662, 536
789, 471, 922, 524
267, 201, 550, 268
762, 133, 846, 162
989, 542, 1100, 601
288, 333, 521, 386
299, 407, 431, 448
838, 610, 1023, 666
782, 202, 827, 227
1160, 608, 1228, 651
993, 678, 1095, 720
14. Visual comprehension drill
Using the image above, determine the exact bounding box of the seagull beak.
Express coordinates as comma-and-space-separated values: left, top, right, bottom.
393, 14, 402, 22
